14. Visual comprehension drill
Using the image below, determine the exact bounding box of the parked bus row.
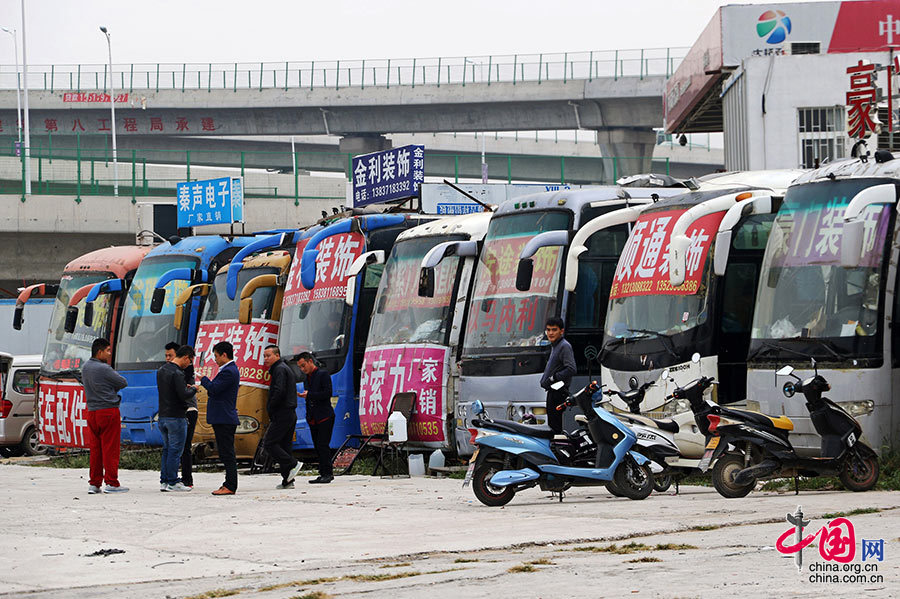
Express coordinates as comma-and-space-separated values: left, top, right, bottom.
12, 156, 900, 467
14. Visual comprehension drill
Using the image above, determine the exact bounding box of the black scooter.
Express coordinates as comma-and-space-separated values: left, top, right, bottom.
704, 362, 880, 498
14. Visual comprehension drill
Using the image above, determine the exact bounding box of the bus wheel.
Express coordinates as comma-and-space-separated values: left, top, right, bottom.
712, 454, 755, 498
840, 448, 879, 492
472, 462, 516, 507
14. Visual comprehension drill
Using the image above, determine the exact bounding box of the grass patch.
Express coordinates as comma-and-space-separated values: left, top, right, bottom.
258, 577, 339, 591
654, 543, 697, 551
344, 568, 459, 582
627, 556, 662, 563
574, 542, 650, 554
527, 558, 555, 565
449, 470, 467, 480
507, 564, 536, 573
379, 562, 412, 569
822, 507, 881, 519
762, 449, 900, 492
689, 524, 721, 532
33, 447, 164, 471
185, 590, 241, 599
290, 593, 332, 599
453, 557, 479, 563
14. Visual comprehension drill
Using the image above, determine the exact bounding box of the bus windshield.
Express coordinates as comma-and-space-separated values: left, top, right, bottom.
368, 235, 466, 346
605, 206, 722, 344
751, 179, 892, 351
42, 272, 116, 376
462, 211, 569, 355
202, 266, 280, 322
115, 256, 199, 370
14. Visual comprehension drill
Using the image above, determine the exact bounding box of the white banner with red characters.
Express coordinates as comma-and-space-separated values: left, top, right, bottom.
193, 319, 280, 389
283, 232, 366, 306
383, 255, 457, 312
359, 344, 449, 443
473, 234, 561, 299
38, 380, 90, 447
609, 209, 724, 299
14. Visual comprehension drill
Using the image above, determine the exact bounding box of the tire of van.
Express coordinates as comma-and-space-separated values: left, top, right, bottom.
20, 426, 49, 456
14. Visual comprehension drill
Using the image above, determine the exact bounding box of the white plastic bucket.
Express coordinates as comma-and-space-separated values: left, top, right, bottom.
408, 453, 426, 477
388, 411, 408, 443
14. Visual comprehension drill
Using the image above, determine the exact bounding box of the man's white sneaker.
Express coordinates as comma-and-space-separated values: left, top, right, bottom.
87, 485, 101, 494
286, 461, 303, 484
166, 482, 192, 492
160, 483, 168, 492
103, 485, 129, 493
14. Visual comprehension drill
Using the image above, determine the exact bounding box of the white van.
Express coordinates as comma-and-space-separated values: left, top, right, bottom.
0, 353, 46, 456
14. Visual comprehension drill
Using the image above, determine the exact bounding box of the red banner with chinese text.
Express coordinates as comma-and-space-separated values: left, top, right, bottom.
38, 380, 89, 448
382, 255, 457, 312
282, 233, 365, 306
473, 235, 561, 299
193, 319, 280, 389
609, 209, 724, 299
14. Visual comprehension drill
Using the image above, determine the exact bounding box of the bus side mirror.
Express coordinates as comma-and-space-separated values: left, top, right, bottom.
345, 276, 357, 307
515, 259, 534, 292
150, 288, 166, 314
83, 302, 94, 327
173, 304, 184, 330
239, 297, 253, 325
419, 267, 435, 298
298, 303, 310, 320
375, 294, 387, 314
12, 306, 23, 331
841, 220, 864, 268
481, 298, 492, 313
128, 315, 140, 337
64, 307, 78, 333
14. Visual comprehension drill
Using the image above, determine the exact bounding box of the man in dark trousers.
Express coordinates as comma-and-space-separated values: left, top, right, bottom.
296, 352, 334, 484
540, 317, 576, 434
82, 338, 129, 494
263, 345, 302, 489
166, 342, 198, 489
200, 341, 240, 495
156, 345, 197, 492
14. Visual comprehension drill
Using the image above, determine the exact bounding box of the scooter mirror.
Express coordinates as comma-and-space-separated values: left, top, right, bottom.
782, 381, 796, 398
691, 352, 701, 364
550, 380, 565, 391
470, 400, 485, 415
661, 369, 670, 380
775, 365, 794, 377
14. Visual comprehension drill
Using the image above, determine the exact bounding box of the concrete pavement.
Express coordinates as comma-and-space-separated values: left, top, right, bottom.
0, 464, 897, 598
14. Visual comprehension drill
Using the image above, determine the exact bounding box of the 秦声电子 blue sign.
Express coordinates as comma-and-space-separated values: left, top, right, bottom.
352, 144, 424, 207
176, 177, 245, 228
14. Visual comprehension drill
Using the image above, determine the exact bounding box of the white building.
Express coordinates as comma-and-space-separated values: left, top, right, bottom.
666, 1, 900, 170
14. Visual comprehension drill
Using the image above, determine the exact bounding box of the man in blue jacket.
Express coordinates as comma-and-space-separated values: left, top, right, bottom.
200, 341, 240, 495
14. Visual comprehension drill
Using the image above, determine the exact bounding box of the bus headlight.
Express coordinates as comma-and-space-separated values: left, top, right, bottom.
236, 416, 260, 434
837, 400, 874, 418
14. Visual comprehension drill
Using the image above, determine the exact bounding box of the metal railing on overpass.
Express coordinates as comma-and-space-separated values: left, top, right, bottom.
0, 48, 687, 93
0, 135, 668, 202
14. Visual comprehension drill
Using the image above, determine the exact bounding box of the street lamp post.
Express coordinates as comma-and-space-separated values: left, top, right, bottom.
19, 0, 31, 194
466, 58, 488, 183
100, 25, 118, 197
0, 27, 22, 146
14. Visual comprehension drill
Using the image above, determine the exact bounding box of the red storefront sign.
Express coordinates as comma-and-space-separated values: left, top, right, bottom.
193, 319, 280, 389
359, 344, 449, 443
282, 233, 365, 305
38, 380, 89, 448
610, 209, 724, 299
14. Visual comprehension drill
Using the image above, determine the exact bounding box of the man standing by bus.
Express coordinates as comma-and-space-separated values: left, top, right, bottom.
82, 338, 129, 494
200, 341, 240, 495
540, 317, 576, 434
263, 345, 302, 489
296, 352, 334, 484
167, 342, 198, 489
156, 345, 196, 492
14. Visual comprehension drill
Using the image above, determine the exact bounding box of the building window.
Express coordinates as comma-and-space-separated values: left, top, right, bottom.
798, 107, 846, 168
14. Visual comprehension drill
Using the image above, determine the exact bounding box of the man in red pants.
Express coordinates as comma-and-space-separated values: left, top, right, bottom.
82, 338, 129, 494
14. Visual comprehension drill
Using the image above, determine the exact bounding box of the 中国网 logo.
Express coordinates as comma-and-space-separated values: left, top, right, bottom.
757, 9, 792, 44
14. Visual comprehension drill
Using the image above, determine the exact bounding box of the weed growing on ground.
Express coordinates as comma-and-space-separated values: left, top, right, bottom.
654, 543, 698, 551
527, 558, 555, 565
507, 564, 535, 573
822, 507, 881, 519
379, 562, 412, 569
184, 590, 241, 599
289, 593, 332, 599
453, 557, 479, 563
627, 556, 662, 563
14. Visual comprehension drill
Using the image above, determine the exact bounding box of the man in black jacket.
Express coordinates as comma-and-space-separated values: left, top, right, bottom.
540, 317, 577, 434
156, 345, 197, 492
263, 345, 302, 489
296, 352, 334, 483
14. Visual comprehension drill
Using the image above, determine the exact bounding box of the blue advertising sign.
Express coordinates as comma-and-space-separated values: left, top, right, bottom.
176, 177, 244, 228
352, 144, 424, 207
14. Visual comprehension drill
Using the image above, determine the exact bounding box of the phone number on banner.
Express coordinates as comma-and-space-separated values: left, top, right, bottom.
371, 180, 411, 199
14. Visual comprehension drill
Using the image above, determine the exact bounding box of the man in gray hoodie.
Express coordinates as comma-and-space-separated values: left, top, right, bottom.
82, 337, 129, 494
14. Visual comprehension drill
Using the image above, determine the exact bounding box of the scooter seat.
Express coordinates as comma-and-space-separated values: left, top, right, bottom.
479, 418, 557, 439
618, 413, 679, 434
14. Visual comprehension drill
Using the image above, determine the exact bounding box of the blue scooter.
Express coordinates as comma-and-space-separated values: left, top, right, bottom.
463, 381, 654, 506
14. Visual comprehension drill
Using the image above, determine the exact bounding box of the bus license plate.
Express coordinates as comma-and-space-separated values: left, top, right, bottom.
462, 448, 479, 488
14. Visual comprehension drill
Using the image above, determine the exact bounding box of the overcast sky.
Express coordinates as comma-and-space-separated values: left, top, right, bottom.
0, 0, 830, 66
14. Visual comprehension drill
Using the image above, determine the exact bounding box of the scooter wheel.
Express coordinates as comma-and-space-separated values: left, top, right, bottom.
613, 459, 654, 500
840, 448, 879, 492
472, 463, 516, 507
605, 479, 626, 497
711, 454, 754, 498
653, 474, 673, 493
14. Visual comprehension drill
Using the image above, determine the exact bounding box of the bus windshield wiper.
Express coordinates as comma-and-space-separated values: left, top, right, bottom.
748, 340, 783, 361
626, 328, 678, 358
807, 338, 848, 362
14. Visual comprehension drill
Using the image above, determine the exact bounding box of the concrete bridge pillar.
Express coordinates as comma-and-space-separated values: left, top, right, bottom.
594, 128, 658, 179
338, 134, 392, 157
